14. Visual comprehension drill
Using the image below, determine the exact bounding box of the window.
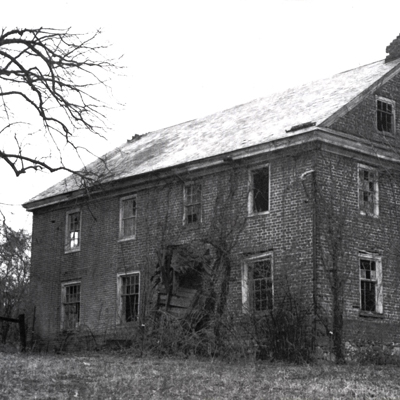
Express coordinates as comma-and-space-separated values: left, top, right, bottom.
183, 183, 202, 225
61, 282, 81, 330
118, 272, 140, 323
119, 195, 137, 240
359, 253, 383, 314
65, 210, 81, 252
242, 254, 273, 313
376, 97, 395, 134
358, 165, 379, 216
249, 166, 270, 215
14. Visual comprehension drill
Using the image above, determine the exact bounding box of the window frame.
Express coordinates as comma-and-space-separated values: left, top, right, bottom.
117, 271, 140, 324
376, 96, 396, 135
61, 281, 81, 331
119, 195, 137, 241
359, 252, 383, 315
183, 182, 202, 226
248, 165, 270, 216
358, 164, 379, 217
65, 209, 82, 253
242, 253, 274, 314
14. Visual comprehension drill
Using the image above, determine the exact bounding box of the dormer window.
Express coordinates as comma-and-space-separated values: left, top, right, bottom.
376, 97, 395, 134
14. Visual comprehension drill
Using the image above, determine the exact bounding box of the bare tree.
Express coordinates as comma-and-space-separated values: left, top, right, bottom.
0, 27, 120, 177
0, 220, 30, 343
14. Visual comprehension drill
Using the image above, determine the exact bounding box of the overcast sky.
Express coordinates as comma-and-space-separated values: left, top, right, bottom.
3, 0, 400, 231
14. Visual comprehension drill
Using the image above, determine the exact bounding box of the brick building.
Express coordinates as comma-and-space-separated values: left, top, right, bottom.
24, 38, 400, 350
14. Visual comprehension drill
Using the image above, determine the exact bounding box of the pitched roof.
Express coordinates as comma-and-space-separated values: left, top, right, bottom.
26, 58, 400, 206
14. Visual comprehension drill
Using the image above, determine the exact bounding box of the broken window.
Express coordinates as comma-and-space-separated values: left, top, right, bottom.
184, 183, 202, 225
65, 210, 81, 252
377, 98, 395, 134
358, 165, 378, 216
242, 254, 273, 313
249, 166, 270, 214
61, 282, 81, 330
359, 254, 382, 314
119, 195, 137, 240
118, 273, 140, 323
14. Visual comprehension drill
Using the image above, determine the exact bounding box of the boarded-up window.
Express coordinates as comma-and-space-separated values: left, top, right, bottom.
120, 196, 136, 239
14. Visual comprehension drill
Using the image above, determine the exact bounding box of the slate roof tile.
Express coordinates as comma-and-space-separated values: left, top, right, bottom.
26, 58, 400, 205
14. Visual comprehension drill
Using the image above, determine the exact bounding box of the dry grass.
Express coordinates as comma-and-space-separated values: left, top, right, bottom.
0, 351, 400, 399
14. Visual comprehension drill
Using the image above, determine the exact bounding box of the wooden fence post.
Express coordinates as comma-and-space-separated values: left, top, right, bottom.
18, 314, 26, 352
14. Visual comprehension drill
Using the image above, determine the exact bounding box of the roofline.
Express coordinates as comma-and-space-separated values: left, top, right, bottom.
320, 60, 400, 128
23, 126, 400, 212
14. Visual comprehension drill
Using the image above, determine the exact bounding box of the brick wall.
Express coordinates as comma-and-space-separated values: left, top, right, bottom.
30, 145, 315, 340
314, 149, 400, 344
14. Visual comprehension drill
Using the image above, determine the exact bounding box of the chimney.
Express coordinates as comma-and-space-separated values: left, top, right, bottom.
385, 34, 400, 63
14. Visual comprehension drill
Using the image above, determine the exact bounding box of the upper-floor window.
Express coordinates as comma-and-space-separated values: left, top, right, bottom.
358, 164, 379, 217
248, 165, 270, 215
359, 253, 383, 314
119, 195, 137, 240
242, 254, 273, 313
61, 281, 81, 330
376, 97, 395, 134
117, 272, 140, 323
65, 210, 81, 252
184, 183, 202, 225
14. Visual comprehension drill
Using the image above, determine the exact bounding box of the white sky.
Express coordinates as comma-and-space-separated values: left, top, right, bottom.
3, 0, 400, 231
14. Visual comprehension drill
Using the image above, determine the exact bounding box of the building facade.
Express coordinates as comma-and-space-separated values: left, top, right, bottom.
24, 40, 400, 351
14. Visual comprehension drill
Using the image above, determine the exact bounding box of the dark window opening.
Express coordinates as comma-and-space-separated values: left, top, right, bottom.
252, 167, 269, 213
120, 197, 136, 238
121, 274, 139, 322
359, 168, 377, 215
63, 284, 80, 330
67, 212, 80, 250
249, 259, 273, 311
377, 100, 393, 133
360, 259, 377, 312
185, 184, 202, 225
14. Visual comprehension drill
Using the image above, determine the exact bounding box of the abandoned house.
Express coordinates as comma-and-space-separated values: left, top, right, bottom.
24, 36, 400, 350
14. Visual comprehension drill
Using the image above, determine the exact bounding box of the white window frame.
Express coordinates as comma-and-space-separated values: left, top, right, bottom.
376, 96, 396, 135
248, 165, 270, 216
119, 195, 137, 241
65, 209, 81, 253
242, 253, 274, 314
183, 182, 202, 226
359, 252, 383, 314
117, 271, 140, 324
61, 281, 81, 330
358, 164, 379, 217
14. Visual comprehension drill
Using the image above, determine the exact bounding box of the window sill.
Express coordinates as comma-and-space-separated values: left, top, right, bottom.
118, 236, 136, 243
64, 247, 80, 254
359, 311, 384, 319
248, 211, 270, 218
183, 223, 201, 230
359, 211, 379, 219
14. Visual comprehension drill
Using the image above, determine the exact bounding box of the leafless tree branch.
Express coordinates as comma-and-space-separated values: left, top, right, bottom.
0, 27, 121, 178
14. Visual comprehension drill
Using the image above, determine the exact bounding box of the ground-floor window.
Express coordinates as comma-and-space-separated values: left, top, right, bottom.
117, 272, 140, 323
61, 281, 81, 330
242, 253, 273, 313
359, 252, 383, 314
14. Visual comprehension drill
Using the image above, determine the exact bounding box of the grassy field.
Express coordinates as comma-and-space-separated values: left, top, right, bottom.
0, 352, 400, 399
